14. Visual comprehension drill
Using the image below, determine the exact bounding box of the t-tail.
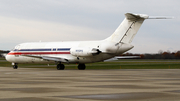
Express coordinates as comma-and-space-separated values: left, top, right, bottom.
106, 13, 149, 44
103, 13, 171, 54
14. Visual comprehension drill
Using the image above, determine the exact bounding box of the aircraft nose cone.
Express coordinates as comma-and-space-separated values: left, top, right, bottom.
5, 54, 12, 62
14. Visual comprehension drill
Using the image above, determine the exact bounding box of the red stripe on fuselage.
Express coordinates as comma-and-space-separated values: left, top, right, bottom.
8, 52, 70, 55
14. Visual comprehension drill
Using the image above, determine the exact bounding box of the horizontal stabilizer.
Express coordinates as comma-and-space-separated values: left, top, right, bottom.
125, 13, 149, 21
148, 16, 174, 19
125, 13, 173, 20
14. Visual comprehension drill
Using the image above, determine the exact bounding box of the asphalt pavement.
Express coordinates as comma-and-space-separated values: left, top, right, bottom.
0, 67, 180, 101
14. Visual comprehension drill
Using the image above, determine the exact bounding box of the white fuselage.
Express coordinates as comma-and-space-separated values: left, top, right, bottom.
6, 40, 133, 64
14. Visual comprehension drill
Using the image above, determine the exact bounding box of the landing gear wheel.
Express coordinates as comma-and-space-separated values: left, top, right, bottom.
78, 64, 86, 70
57, 64, 65, 70
13, 65, 18, 69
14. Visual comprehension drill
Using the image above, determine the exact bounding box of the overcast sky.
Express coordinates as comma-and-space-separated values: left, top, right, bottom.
0, 0, 179, 53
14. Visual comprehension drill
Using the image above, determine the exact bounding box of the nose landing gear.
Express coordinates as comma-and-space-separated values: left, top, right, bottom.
13, 63, 18, 69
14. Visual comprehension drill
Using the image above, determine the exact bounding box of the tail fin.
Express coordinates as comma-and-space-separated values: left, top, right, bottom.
105, 13, 149, 44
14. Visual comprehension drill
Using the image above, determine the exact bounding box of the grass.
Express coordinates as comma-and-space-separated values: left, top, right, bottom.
1, 57, 180, 69
0, 57, 5, 60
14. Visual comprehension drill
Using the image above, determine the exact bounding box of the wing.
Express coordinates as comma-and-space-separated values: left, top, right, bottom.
104, 56, 140, 62
22, 55, 69, 63
115, 56, 141, 59
1, 53, 7, 57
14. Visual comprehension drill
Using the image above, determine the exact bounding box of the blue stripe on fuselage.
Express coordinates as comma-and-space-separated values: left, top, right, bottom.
13, 48, 71, 51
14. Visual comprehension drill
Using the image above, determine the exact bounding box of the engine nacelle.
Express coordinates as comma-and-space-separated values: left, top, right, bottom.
70, 47, 101, 57
100, 41, 133, 54
117, 43, 134, 54
100, 42, 120, 53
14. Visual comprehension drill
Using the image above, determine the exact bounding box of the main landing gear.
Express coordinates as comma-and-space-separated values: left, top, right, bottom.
78, 64, 86, 70
56, 63, 86, 70
57, 63, 65, 70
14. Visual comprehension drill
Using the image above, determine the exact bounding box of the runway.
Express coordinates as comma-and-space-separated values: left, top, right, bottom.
0, 67, 180, 101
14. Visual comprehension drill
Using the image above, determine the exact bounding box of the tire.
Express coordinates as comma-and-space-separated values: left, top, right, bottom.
57, 64, 65, 70
78, 64, 86, 70
57, 64, 60, 70
60, 64, 65, 70
13, 65, 18, 69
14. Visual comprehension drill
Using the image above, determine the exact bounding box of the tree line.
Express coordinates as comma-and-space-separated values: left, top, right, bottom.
121, 51, 180, 59
0, 50, 10, 57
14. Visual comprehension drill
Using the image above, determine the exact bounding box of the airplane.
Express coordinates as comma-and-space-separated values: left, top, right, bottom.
5, 13, 170, 70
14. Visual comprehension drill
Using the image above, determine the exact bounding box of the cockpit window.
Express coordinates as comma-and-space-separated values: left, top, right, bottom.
12, 45, 20, 51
